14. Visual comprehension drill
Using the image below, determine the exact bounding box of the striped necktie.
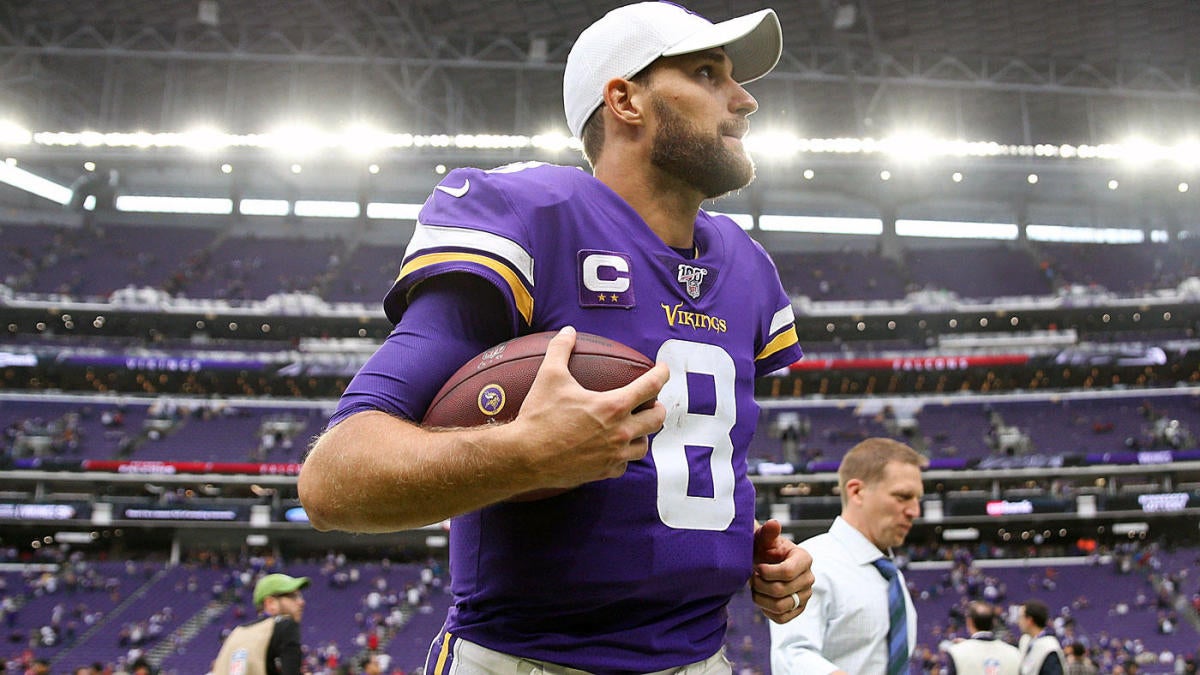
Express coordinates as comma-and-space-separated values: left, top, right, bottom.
872, 557, 909, 675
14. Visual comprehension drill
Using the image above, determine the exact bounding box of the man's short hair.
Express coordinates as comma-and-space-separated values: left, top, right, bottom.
837, 437, 927, 504
1022, 599, 1050, 629
1070, 643, 1087, 657
967, 601, 995, 632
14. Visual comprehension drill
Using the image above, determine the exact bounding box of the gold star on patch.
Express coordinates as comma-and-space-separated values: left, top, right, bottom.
597, 294, 607, 302
609, 294, 619, 302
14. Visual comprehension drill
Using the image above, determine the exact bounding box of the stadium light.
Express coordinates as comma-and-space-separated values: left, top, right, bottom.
365, 202, 423, 221
1118, 136, 1159, 167
18, 123, 1200, 171
743, 130, 803, 160
759, 215, 883, 235
880, 131, 939, 163
265, 124, 327, 156
294, 200, 359, 218
0, 162, 73, 204
179, 126, 230, 153
0, 121, 32, 145
895, 219, 1018, 240
531, 132, 575, 152
342, 124, 389, 157
1027, 224, 1144, 244
115, 195, 234, 215
1170, 140, 1200, 168
240, 199, 289, 216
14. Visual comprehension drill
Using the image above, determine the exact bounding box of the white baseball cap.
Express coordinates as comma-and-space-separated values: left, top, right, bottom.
564, 2, 782, 139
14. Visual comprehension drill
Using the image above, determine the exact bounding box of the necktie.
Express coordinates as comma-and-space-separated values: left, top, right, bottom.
873, 557, 909, 675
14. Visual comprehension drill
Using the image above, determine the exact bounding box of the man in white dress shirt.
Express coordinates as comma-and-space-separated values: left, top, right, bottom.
769, 437, 926, 674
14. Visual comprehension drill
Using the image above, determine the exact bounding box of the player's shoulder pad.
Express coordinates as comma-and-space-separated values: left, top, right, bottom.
428, 162, 591, 210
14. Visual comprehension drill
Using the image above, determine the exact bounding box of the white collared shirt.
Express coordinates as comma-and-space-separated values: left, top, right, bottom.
769, 516, 918, 675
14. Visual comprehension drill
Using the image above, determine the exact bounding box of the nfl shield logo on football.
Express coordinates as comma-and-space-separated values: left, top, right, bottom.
677, 263, 709, 299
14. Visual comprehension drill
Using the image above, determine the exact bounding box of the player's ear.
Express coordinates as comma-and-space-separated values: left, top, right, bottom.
602, 77, 645, 129
844, 478, 865, 504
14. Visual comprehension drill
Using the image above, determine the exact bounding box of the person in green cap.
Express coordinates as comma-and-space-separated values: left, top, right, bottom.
212, 573, 310, 675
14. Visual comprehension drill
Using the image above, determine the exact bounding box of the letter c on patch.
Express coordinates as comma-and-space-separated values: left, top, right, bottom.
582, 254, 630, 293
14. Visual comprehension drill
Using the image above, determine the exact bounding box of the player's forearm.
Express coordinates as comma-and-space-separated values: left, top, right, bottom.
298, 410, 536, 532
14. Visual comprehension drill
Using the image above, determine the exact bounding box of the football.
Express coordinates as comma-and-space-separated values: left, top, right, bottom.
422, 331, 655, 501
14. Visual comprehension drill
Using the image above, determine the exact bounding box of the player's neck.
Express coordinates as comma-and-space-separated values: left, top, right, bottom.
595, 162, 702, 248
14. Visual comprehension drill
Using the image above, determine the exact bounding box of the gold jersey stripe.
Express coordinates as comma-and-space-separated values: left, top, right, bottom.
434, 630, 453, 674
398, 252, 534, 324
756, 326, 799, 362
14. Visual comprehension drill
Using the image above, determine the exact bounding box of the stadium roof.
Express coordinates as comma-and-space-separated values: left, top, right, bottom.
2, 1, 1199, 231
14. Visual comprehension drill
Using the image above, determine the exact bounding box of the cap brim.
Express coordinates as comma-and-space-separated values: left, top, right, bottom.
661, 8, 782, 84
254, 575, 311, 606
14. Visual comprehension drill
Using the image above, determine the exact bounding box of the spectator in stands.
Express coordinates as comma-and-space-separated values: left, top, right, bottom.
1064, 643, 1097, 675
770, 438, 926, 674
1018, 599, 1066, 675
212, 573, 309, 675
945, 600, 1020, 674
359, 654, 382, 675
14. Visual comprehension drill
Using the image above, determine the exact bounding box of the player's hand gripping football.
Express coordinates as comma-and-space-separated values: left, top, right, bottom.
508, 326, 669, 493
752, 519, 815, 623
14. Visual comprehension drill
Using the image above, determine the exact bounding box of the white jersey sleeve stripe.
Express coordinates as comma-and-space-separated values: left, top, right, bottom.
769, 304, 796, 336
406, 223, 535, 287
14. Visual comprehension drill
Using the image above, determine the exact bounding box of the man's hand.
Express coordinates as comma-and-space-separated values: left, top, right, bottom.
751, 519, 814, 624
506, 326, 669, 492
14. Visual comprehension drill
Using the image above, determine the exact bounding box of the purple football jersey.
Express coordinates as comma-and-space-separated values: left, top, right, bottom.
367, 162, 801, 673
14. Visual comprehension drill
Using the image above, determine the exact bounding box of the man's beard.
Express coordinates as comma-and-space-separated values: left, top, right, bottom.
649, 95, 756, 199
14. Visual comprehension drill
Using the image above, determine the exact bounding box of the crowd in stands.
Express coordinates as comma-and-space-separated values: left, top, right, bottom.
903, 542, 1200, 674
5, 221, 1200, 305
2, 398, 318, 467
0, 540, 1195, 674
0, 545, 449, 674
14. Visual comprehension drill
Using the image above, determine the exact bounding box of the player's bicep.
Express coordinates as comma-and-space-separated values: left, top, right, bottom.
329, 274, 513, 427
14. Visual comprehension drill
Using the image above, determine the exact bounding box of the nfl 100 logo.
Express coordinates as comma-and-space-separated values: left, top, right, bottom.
677, 264, 708, 299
